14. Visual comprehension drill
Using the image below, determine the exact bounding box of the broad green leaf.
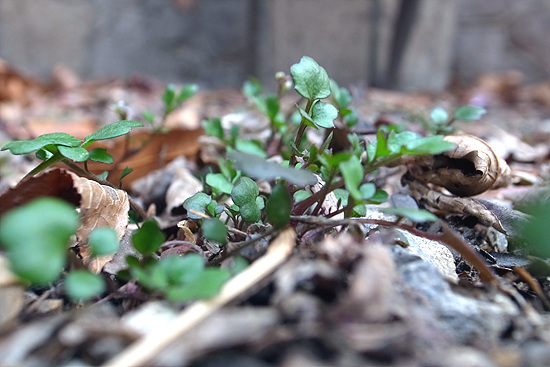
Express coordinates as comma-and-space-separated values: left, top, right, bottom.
333, 188, 350, 207
183, 192, 213, 219
430, 107, 449, 124
131, 219, 164, 255
402, 135, 456, 155
453, 105, 486, 121
176, 84, 199, 104
387, 130, 419, 154
265, 95, 280, 120
206, 173, 233, 195
228, 151, 317, 187
381, 207, 437, 222
330, 79, 352, 109
375, 130, 391, 159
239, 201, 261, 223
521, 201, 550, 258
89, 227, 119, 256
231, 177, 259, 206
290, 56, 331, 100
88, 148, 114, 164
58, 145, 89, 162
161, 254, 204, 285
311, 101, 338, 128
359, 183, 376, 200
203, 118, 224, 140
65, 270, 105, 301
202, 218, 228, 245
83, 120, 143, 146
293, 190, 312, 203
0, 197, 78, 284
298, 106, 318, 129
235, 140, 267, 157
162, 84, 176, 107
266, 184, 291, 228
166, 268, 231, 302
1, 132, 81, 155
369, 189, 389, 204
339, 156, 363, 202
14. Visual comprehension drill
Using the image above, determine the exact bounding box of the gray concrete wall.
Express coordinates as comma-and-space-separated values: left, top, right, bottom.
0, 0, 549, 91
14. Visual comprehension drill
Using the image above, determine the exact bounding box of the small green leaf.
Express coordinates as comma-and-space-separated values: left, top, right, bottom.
381, 207, 437, 222
228, 151, 317, 187
89, 227, 119, 256
0, 198, 79, 284
166, 268, 231, 302
83, 120, 143, 146
266, 184, 291, 228
239, 201, 261, 223
242, 78, 263, 99
162, 84, 176, 107
265, 95, 280, 120
339, 156, 363, 202
521, 202, 550, 258
88, 148, 114, 164
161, 254, 204, 285
203, 118, 224, 140
374, 130, 391, 159
131, 219, 164, 255
311, 101, 338, 128
359, 183, 376, 200
293, 190, 312, 203
58, 146, 89, 162
430, 107, 449, 124
403, 135, 456, 155
231, 177, 260, 206
202, 218, 228, 245
206, 173, 233, 195
235, 140, 267, 157
183, 192, 214, 219
453, 105, 486, 121
176, 84, 199, 104
369, 189, 389, 204
290, 56, 331, 100
1, 133, 81, 155
120, 167, 133, 181
143, 110, 155, 125
65, 270, 105, 301
330, 79, 353, 109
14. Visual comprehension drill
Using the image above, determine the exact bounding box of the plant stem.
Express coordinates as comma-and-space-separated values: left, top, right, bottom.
289, 98, 314, 167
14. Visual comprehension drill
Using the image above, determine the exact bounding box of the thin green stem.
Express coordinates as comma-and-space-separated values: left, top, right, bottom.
289, 98, 314, 167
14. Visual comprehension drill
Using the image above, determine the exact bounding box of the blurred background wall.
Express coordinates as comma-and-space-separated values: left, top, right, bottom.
1, 0, 549, 91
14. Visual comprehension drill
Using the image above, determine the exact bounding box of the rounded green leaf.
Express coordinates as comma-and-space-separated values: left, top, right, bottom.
183, 192, 214, 219
206, 173, 234, 195
166, 268, 231, 302
339, 156, 363, 201
202, 217, 228, 245
160, 254, 204, 285
89, 227, 119, 256
239, 201, 261, 223
266, 184, 291, 228
290, 56, 331, 100
231, 177, 259, 206
453, 105, 486, 121
311, 102, 338, 129
88, 148, 114, 164
430, 107, 449, 124
1, 133, 81, 155
65, 270, 105, 301
131, 219, 164, 255
58, 145, 90, 162
83, 120, 144, 146
0, 197, 78, 284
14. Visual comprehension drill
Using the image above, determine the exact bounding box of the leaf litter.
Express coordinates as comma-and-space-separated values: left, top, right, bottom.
0, 61, 550, 366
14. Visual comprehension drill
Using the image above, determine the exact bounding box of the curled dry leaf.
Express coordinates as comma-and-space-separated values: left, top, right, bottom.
407, 134, 511, 197
66, 170, 129, 272
0, 168, 129, 273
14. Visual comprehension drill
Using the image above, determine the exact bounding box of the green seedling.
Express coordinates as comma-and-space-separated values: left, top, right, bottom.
426, 105, 487, 134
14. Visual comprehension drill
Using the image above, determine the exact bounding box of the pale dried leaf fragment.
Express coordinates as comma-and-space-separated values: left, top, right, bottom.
66, 171, 129, 272
407, 134, 511, 197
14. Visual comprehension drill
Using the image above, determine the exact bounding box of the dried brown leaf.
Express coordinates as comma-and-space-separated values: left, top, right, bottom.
407, 134, 511, 197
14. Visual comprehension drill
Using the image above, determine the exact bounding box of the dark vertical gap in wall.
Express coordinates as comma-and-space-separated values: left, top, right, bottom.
387, 0, 421, 89
368, 0, 381, 87
246, 0, 260, 79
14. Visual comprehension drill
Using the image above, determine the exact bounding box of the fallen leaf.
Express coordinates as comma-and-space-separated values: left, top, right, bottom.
406, 134, 511, 197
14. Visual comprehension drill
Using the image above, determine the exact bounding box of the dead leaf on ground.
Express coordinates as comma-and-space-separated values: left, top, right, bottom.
84, 128, 203, 188
406, 134, 511, 197
0, 168, 129, 273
